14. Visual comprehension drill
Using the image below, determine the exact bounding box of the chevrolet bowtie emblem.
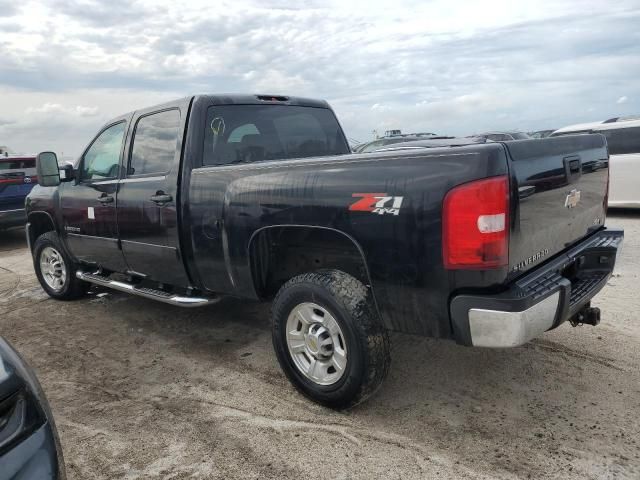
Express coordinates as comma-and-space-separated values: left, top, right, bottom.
565, 189, 581, 209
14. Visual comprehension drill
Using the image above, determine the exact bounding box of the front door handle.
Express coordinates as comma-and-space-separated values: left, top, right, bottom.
98, 195, 114, 204
150, 192, 173, 205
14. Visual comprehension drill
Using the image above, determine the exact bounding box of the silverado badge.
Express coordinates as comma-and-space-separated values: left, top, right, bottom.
565, 189, 581, 209
511, 248, 550, 272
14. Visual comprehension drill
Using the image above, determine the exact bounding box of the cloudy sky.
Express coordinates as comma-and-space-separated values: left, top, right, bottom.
1, 0, 639, 156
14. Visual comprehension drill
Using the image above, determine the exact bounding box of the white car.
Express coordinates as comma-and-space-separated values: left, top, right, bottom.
552, 116, 640, 209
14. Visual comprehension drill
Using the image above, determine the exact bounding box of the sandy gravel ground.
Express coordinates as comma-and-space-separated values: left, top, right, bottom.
0, 212, 638, 479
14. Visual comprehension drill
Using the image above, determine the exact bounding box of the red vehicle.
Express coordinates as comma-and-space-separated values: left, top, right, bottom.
0, 155, 38, 230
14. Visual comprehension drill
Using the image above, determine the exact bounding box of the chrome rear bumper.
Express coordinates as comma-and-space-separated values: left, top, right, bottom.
450, 228, 623, 348
468, 292, 560, 347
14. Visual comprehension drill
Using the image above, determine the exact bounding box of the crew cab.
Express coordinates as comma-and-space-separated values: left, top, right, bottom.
0, 155, 38, 231
26, 95, 623, 408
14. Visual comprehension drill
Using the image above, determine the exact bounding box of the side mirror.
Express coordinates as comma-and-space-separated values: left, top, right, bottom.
36, 152, 60, 187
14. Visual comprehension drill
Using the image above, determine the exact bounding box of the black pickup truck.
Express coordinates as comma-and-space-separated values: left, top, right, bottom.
26, 94, 623, 408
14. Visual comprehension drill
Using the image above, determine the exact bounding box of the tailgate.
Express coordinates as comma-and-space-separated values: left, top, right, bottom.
505, 134, 609, 277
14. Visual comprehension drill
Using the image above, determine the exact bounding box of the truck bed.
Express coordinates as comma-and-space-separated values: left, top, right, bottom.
186, 134, 610, 338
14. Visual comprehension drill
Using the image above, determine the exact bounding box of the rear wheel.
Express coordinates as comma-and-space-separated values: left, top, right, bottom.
33, 232, 89, 300
271, 270, 390, 409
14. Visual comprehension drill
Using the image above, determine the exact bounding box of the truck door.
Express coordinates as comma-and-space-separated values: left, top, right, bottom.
116, 107, 190, 286
59, 120, 129, 272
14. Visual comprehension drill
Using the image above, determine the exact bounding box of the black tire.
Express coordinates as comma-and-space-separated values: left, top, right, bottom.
271, 270, 390, 409
33, 231, 89, 300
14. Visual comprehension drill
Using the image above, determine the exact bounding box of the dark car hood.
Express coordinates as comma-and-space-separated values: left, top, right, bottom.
0, 337, 65, 479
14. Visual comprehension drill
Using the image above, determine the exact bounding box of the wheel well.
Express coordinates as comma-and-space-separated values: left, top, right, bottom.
249, 227, 371, 300
28, 212, 55, 250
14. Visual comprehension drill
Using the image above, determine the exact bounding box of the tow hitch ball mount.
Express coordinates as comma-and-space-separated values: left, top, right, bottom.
570, 303, 601, 327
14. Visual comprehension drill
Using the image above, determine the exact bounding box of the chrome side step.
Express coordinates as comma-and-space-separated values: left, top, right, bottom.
76, 271, 221, 308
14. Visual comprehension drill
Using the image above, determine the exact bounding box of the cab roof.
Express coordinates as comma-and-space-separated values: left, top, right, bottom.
109, 94, 332, 127
198, 94, 330, 109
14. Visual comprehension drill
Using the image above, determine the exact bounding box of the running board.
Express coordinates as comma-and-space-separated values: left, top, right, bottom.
76, 271, 221, 308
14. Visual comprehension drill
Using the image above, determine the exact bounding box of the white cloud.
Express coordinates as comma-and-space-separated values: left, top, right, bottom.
0, 88, 174, 156
25, 103, 99, 116
0, 0, 639, 153
616, 96, 628, 104
243, 69, 310, 93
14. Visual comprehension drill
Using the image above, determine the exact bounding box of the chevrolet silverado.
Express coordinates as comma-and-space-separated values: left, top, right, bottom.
26, 94, 623, 408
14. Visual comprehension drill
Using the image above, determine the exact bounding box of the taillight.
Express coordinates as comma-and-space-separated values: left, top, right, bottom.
443, 175, 510, 269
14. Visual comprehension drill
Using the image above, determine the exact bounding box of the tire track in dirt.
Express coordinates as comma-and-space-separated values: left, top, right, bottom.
529, 338, 624, 371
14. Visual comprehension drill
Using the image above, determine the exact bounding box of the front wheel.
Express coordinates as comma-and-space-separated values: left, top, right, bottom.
33, 232, 89, 300
271, 270, 390, 409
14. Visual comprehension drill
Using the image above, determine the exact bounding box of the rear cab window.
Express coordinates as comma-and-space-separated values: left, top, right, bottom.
202, 105, 349, 166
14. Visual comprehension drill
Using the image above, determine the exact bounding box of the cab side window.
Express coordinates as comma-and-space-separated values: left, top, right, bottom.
81, 122, 126, 181
129, 110, 181, 176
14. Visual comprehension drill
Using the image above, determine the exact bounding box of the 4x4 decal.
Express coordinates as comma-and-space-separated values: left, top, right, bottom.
349, 193, 404, 216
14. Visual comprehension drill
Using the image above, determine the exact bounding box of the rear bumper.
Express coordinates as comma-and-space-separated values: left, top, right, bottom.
450, 228, 624, 347
0, 207, 26, 229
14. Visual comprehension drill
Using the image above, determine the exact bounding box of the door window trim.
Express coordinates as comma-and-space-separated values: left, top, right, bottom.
126, 108, 181, 179
78, 120, 128, 184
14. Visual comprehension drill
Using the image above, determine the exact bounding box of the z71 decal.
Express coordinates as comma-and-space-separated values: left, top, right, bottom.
349, 193, 404, 216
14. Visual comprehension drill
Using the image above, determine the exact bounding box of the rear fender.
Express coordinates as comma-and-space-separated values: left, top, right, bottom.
247, 225, 385, 324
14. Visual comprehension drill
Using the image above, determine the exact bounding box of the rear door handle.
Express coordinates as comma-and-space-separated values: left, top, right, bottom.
98, 195, 114, 204
150, 192, 173, 205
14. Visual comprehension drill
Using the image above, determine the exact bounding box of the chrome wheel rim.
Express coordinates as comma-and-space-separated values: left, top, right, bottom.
286, 302, 347, 386
39, 246, 66, 292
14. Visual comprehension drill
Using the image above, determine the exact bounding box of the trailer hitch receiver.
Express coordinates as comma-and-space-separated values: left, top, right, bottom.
570, 304, 601, 327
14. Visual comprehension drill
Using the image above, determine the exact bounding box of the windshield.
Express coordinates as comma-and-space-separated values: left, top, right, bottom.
202, 105, 349, 166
